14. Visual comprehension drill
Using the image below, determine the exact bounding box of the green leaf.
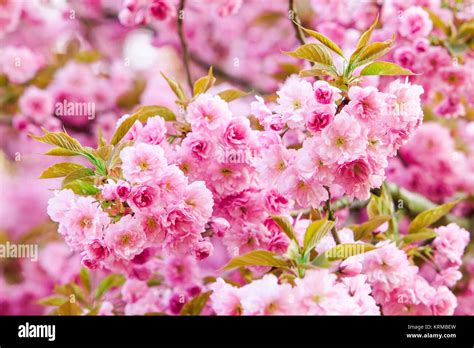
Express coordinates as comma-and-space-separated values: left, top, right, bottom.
32, 129, 106, 174
351, 215, 392, 241
299, 63, 338, 78
299, 26, 345, 58
322, 243, 375, 262
93, 145, 114, 162
303, 217, 335, 254
75, 50, 102, 63
284, 43, 333, 66
39, 163, 86, 179
110, 105, 176, 146
94, 274, 125, 300
161, 72, 187, 101
310, 253, 332, 268
63, 179, 100, 196
180, 291, 212, 316
57, 301, 82, 316
44, 148, 78, 156
284, 239, 301, 262
360, 61, 414, 76
352, 38, 394, 68
62, 168, 95, 187
217, 88, 250, 102
193, 67, 216, 96
402, 228, 437, 244
38, 296, 67, 307
272, 216, 298, 243
350, 13, 379, 65
222, 250, 289, 270
407, 199, 462, 234
458, 21, 474, 39
97, 128, 107, 148
69, 283, 87, 304
135, 105, 176, 123
80, 268, 91, 294
31, 129, 84, 154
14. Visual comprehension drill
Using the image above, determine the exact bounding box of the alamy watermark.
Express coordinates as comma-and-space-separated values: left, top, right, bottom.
55, 99, 96, 120
0, 242, 38, 262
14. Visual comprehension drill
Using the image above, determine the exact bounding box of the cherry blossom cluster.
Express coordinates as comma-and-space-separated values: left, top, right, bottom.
253, 76, 423, 203
47, 119, 215, 275
209, 221, 470, 315
171, 93, 294, 256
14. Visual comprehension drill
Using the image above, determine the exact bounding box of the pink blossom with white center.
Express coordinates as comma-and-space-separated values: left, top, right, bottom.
120, 143, 167, 183
398, 7, 433, 39
223, 222, 271, 255
276, 76, 315, 129
154, 165, 187, 204
294, 269, 357, 315
208, 162, 252, 196
106, 215, 146, 261
183, 181, 214, 224
18, 87, 53, 123
186, 93, 232, 131
345, 86, 384, 123
0, 46, 42, 84
361, 242, 418, 292
62, 196, 110, 247
280, 167, 328, 208
296, 137, 334, 184
239, 274, 293, 315
256, 144, 295, 185
138, 116, 167, 145
210, 278, 242, 315
319, 112, 367, 165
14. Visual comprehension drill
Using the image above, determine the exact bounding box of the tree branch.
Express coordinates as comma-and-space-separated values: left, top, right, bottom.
289, 0, 306, 45
189, 54, 266, 95
177, 0, 193, 92
324, 186, 341, 244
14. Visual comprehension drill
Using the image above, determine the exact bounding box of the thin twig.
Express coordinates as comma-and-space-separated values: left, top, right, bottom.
324, 186, 341, 245
335, 96, 350, 115
289, 0, 306, 45
177, 0, 193, 92
190, 54, 266, 95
